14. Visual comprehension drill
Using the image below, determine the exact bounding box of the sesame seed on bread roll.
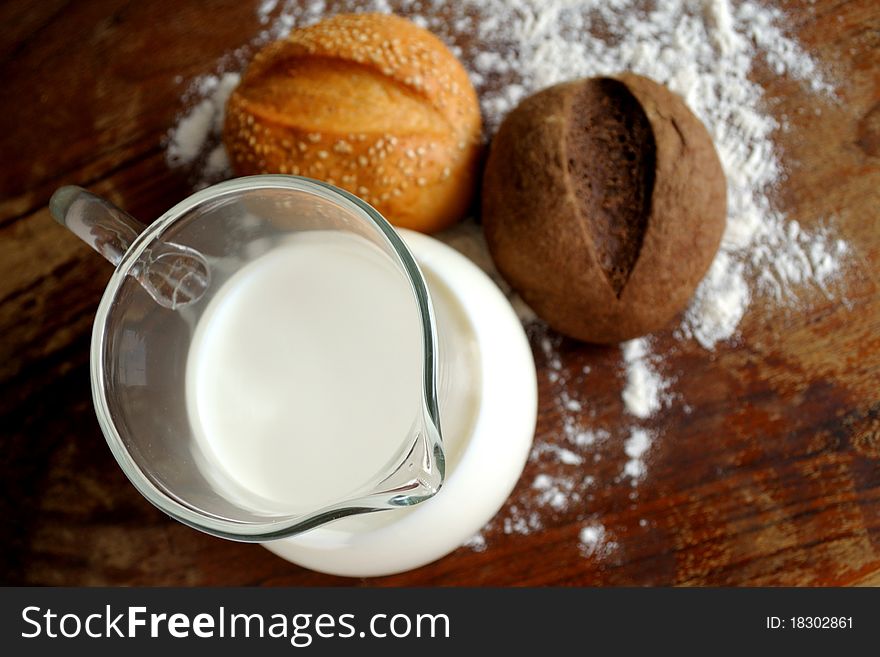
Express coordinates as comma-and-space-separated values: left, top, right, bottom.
224, 13, 482, 233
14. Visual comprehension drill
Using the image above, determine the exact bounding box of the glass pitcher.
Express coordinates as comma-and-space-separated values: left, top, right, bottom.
50, 176, 445, 541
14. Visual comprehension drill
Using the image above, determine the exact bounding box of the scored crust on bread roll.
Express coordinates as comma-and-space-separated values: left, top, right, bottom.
482, 74, 726, 344
224, 13, 482, 233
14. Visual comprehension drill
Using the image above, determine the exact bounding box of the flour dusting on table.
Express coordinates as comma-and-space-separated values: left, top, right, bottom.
165, 0, 849, 557
621, 338, 671, 419
579, 522, 617, 558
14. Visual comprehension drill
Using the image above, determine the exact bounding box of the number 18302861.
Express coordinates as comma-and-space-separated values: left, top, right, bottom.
766, 616, 853, 629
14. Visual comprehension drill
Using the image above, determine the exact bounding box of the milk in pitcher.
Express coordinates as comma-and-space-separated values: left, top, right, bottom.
185, 230, 424, 510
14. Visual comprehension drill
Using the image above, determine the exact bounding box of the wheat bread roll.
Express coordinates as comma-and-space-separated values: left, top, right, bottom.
224, 13, 482, 233
482, 74, 727, 343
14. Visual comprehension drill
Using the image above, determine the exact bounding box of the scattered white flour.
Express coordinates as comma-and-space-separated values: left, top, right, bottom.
164, 0, 849, 557
571, 428, 609, 449
501, 505, 544, 535
168, 0, 846, 345
578, 522, 617, 558
204, 144, 231, 178
532, 439, 585, 466
257, 0, 279, 25
167, 100, 214, 165
622, 428, 654, 483
463, 533, 487, 552
168, 0, 847, 347
621, 338, 671, 419
167, 72, 240, 186
681, 252, 751, 349
533, 473, 580, 511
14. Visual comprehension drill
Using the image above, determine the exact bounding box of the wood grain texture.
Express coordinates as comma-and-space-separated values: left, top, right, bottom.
0, 0, 878, 586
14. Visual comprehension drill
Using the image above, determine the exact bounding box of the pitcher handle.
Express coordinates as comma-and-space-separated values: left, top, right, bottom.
49, 186, 210, 310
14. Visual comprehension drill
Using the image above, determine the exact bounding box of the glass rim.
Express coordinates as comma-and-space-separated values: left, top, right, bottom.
90, 175, 442, 540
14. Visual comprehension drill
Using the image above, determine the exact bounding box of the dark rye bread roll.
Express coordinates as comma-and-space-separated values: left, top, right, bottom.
482, 74, 726, 343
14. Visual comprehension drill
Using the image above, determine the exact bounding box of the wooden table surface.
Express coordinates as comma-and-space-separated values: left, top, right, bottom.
1, 0, 879, 586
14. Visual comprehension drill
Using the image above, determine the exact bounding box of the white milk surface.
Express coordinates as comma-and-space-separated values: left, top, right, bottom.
186, 231, 423, 510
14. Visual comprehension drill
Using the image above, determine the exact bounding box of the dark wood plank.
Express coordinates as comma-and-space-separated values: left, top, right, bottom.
0, 0, 878, 586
